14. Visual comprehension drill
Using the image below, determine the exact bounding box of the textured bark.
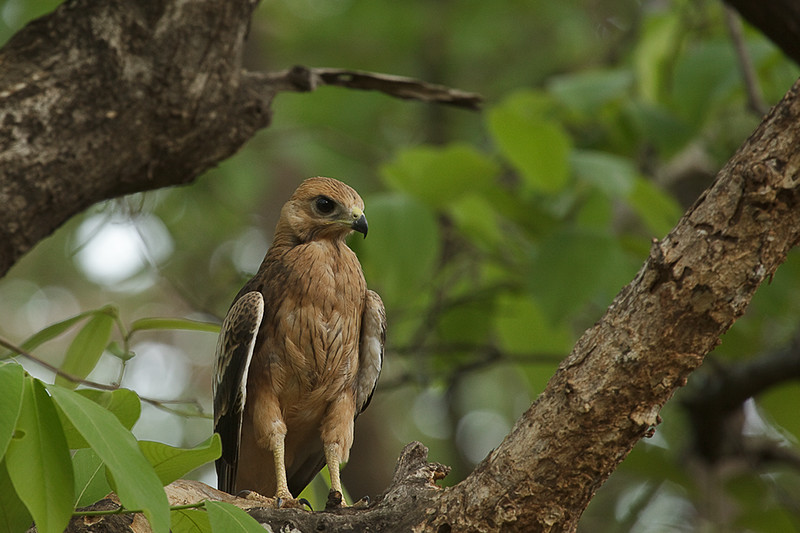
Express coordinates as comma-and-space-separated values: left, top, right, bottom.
0, 0, 272, 277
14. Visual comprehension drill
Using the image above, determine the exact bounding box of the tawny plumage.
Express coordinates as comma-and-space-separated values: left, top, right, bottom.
213, 177, 385, 505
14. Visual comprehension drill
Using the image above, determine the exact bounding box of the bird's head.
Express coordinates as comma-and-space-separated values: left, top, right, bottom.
276, 177, 368, 244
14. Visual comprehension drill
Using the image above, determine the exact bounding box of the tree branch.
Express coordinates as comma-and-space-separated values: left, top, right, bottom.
258, 66, 483, 109
0, 1, 481, 278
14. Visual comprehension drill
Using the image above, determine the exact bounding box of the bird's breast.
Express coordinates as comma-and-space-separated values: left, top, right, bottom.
257, 241, 366, 405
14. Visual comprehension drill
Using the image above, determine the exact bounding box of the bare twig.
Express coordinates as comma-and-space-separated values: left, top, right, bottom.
0, 335, 210, 418
255, 65, 484, 110
724, 5, 769, 115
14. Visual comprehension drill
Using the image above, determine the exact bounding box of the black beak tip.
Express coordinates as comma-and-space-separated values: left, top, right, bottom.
352, 214, 368, 238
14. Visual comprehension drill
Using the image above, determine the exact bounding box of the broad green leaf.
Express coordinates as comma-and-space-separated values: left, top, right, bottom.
6, 378, 74, 533
575, 190, 613, 230
58, 389, 142, 449
139, 435, 222, 486
488, 91, 571, 193
548, 68, 633, 115
3, 310, 98, 358
350, 192, 439, 309
129, 317, 220, 335
633, 11, 682, 103
77, 388, 141, 430
627, 177, 682, 237
621, 101, 693, 157
204, 501, 265, 533
380, 143, 499, 208
55, 308, 115, 390
671, 41, 738, 126
448, 193, 505, 250
529, 229, 631, 321
570, 150, 636, 197
0, 459, 33, 533
72, 448, 111, 508
0, 362, 25, 457
758, 385, 800, 444
171, 508, 212, 533
493, 294, 573, 355
46, 384, 170, 533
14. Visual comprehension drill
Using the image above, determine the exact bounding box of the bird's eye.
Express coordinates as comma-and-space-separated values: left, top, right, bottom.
315, 196, 336, 214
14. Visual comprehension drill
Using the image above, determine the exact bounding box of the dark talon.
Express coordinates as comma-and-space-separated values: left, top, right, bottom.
275, 496, 284, 509
298, 498, 313, 511
352, 495, 370, 509
235, 489, 253, 499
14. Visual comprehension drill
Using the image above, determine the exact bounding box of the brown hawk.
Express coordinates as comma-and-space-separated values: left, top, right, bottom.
213, 177, 385, 506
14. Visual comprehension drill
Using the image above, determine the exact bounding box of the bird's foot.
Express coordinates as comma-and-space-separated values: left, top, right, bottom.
236, 489, 272, 503
275, 496, 313, 511
351, 495, 371, 509
325, 489, 345, 509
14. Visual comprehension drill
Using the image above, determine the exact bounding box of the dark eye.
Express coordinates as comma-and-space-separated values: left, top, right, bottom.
315, 196, 336, 214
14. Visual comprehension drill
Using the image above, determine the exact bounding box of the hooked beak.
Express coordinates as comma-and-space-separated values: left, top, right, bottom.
351, 212, 368, 238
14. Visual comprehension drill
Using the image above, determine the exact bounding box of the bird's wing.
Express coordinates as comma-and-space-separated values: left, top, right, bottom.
356, 289, 386, 415
213, 290, 264, 495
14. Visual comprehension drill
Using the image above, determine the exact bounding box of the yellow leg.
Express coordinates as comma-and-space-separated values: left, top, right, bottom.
272, 433, 293, 500
325, 442, 346, 505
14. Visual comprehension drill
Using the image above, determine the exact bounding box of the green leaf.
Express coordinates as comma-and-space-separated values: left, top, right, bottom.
77, 389, 141, 430
46, 384, 170, 533
570, 150, 636, 197
129, 317, 220, 335
493, 294, 573, 355
171, 508, 212, 533
139, 435, 222, 486
529, 229, 631, 321
6, 378, 74, 533
758, 385, 800, 444
58, 389, 142, 449
380, 142, 499, 208
448, 193, 505, 250
671, 41, 738, 126
633, 11, 682, 104
72, 448, 112, 508
488, 90, 571, 193
627, 177, 682, 237
55, 308, 115, 390
548, 68, 633, 115
0, 310, 94, 359
0, 459, 33, 533
0, 362, 25, 458
204, 501, 265, 533
351, 192, 440, 309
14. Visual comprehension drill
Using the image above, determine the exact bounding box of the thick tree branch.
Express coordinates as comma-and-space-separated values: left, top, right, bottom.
0, 1, 480, 278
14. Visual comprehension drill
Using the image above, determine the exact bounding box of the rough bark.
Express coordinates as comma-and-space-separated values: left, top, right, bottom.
0, 0, 271, 277
0, 1, 480, 278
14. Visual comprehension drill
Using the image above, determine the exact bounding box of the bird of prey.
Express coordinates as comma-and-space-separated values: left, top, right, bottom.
213, 177, 386, 506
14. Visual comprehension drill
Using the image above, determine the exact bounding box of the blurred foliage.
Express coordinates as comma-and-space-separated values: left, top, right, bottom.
1, 0, 800, 531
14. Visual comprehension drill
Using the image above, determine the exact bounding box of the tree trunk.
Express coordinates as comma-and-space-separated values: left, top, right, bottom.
0, 0, 274, 277
6, 0, 800, 531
